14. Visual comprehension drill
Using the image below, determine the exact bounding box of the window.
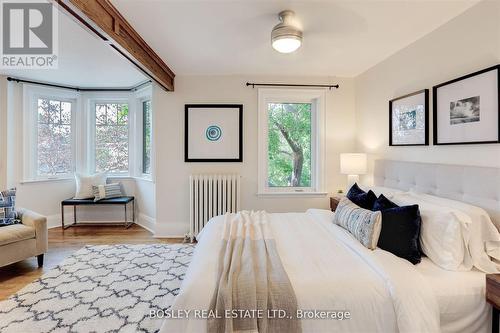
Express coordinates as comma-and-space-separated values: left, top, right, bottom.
94, 102, 129, 173
36, 97, 74, 177
258, 89, 325, 195
23, 85, 152, 182
142, 100, 152, 174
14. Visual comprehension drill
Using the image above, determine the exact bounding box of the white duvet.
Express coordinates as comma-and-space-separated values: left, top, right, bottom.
161, 209, 440, 333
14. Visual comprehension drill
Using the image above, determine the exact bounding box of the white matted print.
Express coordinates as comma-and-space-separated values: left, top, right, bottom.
434, 65, 499, 145
389, 89, 428, 146
185, 105, 243, 162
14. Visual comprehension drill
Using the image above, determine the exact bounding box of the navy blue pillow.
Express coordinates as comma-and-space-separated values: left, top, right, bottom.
372, 194, 398, 211
373, 195, 422, 265
346, 183, 377, 210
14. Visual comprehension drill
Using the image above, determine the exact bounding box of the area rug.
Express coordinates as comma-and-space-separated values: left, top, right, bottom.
0, 244, 195, 333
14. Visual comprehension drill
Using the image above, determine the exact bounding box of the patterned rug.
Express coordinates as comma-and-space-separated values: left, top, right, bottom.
0, 244, 195, 333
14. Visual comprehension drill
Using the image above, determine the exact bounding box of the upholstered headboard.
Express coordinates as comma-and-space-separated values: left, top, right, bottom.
374, 160, 500, 228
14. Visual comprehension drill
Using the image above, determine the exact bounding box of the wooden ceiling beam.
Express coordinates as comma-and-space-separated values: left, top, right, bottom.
56, 0, 175, 91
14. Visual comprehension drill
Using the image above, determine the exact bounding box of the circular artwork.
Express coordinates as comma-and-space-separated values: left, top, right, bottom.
206, 125, 222, 141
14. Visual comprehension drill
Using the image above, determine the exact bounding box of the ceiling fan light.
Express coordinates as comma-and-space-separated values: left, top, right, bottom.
272, 36, 302, 53
271, 10, 303, 54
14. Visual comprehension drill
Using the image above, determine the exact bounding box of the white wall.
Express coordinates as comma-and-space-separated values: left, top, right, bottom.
153, 75, 356, 236
355, 0, 500, 184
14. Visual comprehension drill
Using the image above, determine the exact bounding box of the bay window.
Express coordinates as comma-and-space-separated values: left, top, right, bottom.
23, 85, 152, 182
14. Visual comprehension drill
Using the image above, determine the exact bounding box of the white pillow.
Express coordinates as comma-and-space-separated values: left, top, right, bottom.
74, 173, 107, 199
408, 190, 500, 273
391, 193, 470, 271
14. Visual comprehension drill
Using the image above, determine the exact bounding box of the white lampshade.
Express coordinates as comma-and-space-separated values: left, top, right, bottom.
340, 153, 367, 175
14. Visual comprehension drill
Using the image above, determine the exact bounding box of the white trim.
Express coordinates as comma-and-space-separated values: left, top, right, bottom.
46, 212, 156, 232
257, 88, 326, 196
136, 213, 155, 233
19, 177, 73, 184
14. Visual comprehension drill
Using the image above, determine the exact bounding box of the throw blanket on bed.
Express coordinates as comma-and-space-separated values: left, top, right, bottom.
207, 211, 301, 333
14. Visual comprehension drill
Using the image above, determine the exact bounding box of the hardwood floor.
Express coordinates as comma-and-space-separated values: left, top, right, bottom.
0, 224, 183, 301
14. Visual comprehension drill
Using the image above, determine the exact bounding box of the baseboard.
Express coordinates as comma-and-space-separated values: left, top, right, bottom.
154, 221, 188, 238
46, 214, 61, 229
136, 213, 155, 233
45, 213, 156, 233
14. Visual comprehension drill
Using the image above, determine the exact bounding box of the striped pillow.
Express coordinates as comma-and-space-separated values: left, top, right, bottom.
333, 197, 382, 249
0, 188, 20, 227
92, 183, 124, 202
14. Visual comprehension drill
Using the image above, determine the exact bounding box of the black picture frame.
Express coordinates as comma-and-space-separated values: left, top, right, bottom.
433, 64, 500, 145
389, 89, 429, 146
184, 104, 243, 162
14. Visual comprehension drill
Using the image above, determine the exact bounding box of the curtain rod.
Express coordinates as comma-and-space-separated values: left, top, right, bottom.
246, 82, 339, 90
6, 77, 152, 92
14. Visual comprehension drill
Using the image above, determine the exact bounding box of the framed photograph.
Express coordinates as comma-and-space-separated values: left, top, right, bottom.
389, 89, 429, 146
185, 104, 243, 162
433, 65, 499, 145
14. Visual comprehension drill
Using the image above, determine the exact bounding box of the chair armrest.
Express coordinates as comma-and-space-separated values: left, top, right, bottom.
18, 208, 48, 254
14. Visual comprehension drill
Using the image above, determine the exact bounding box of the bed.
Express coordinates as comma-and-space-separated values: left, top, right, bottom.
161, 160, 500, 333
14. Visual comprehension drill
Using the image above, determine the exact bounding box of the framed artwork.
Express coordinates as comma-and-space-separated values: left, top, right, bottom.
389, 89, 429, 146
433, 65, 499, 145
185, 104, 243, 162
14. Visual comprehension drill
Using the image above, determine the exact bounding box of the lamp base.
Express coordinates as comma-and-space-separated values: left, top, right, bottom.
346, 175, 360, 191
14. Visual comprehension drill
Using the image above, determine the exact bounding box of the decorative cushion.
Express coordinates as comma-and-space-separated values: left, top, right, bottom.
372, 194, 399, 211
74, 173, 107, 199
0, 188, 20, 227
347, 183, 377, 210
333, 197, 382, 250
373, 195, 422, 264
92, 183, 124, 202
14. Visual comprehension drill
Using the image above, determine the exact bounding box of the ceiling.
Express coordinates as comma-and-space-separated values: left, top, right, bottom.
0, 10, 146, 87
112, 0, 479, 77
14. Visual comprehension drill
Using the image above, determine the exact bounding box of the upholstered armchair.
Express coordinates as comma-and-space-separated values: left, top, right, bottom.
0, 209, 48, 267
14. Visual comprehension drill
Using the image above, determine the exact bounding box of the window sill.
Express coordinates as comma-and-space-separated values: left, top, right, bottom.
257, 192, 328, 197
107, 176, 154, 183
20, 177, 74, 184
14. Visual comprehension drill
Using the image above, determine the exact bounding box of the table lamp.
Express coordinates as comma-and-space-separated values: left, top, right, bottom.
340, 153, 367, 190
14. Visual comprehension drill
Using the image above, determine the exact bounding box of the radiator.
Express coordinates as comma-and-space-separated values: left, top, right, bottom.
189, 174, 241, 242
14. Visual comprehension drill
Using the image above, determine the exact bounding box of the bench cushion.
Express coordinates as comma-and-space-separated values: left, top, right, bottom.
62, 196, 134, 205
0, 224, 35, 246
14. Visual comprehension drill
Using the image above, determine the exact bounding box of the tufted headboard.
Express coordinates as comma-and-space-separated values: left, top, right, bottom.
374, 160, 500, 228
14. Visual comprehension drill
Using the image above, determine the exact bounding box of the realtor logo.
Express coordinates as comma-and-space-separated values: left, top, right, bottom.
1, 0, 58, 68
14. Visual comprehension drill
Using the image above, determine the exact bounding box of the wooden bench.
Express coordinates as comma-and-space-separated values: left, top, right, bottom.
61, 196, 135, 229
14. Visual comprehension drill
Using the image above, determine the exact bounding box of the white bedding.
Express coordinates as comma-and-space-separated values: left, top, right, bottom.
161, 210, 440, 333
416, 258, 490, 333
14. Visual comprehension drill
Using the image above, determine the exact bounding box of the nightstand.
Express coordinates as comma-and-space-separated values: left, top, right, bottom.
330, 196, 343, 212
486, 274, 500, 333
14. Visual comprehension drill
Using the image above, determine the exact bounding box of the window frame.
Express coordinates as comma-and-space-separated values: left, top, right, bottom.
22, 84, 153, 183
23, 85, 78, 181
89, 98, 131, 176
257, 88, 326, 196
134, 85, 154, 180
141, 99, 152, 175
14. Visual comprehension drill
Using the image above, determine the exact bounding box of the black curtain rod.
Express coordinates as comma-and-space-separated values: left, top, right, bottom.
6, 77, 152, 92
246, 82, 339, 90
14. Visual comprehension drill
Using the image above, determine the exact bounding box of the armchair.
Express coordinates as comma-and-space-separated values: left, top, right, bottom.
0, 209, 48, 267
